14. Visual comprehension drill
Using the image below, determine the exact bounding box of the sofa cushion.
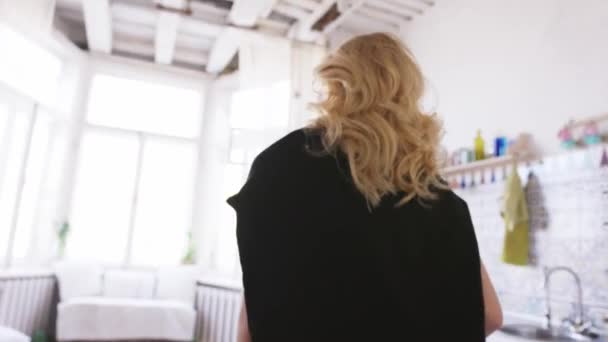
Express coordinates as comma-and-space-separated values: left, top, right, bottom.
56, 297, 195, 341
53, 262, 103, 301
0, 326, 29, 342
155, 266, 200, 304
102, 269, 156, 299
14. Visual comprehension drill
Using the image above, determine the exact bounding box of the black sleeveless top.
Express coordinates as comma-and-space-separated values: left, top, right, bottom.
228, 129, 485, 342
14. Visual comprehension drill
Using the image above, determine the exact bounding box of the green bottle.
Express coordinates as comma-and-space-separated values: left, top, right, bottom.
474, 130, 485, 161
32, 330, 47, 342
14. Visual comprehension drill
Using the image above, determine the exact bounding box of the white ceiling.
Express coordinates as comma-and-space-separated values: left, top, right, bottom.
53, 0, 436, 74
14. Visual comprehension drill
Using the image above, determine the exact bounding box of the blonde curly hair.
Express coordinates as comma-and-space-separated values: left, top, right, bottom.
311, 32, 447, 207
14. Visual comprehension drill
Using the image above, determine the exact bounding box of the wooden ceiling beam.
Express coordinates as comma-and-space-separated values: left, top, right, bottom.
82, 0, 113, 53
283, 0, 319, 11
228, 0, 278, 27
274, 3, 311, 21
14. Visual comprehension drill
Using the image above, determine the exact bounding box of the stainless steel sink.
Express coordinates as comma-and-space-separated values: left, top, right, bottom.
500, 324, 603, 341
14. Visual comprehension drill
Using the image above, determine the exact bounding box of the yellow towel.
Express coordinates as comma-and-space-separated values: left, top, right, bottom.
501, 165, 529, 265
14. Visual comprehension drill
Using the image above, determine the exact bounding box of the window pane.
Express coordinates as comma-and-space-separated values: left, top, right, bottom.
0, 104, 14, 257
0, 107, 32, 261
0, 101, 10, 189
213, 163, 246, 274
130, 138, 197, 266
229, 81, 290, 130
67, 130, 139, 264
229, 129, 264, 165
87, 74, 202, 138
229, 81, 290, 166
13, 111, 52, 261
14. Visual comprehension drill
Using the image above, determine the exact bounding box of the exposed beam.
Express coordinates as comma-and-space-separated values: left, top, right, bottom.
176, 32, 215, 51
209, 0, 280, 73
336, 0, 357, 12
112, 2, 223, 37
359, 4, 411, 25
113, 35, 155, 57
374, 0, 423, 16
205, 23, 305, 74
154, 11, 181, 64
290, 0, 336, 41
206, 28, 239, 74
189, 1, 229, 25
322, 0, 365, 35
346, 11, 398, 33
82, 0, 113, 53
114, 35, 209, 66
111, 1, 157, 26
228, 0, 277, 27
412, 0, 435, 6
189, 1, 230, 17
179, 17, 224, 37
54, 15, 87, 45
173, 47, 209, 66
257, 17, 292, 35
113, 20, 156, 39
274, 3, 310, 21
283, 0, 319, 11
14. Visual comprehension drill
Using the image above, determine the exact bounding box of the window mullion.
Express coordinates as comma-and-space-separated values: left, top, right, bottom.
3, 103, 37, 268
123, 132, 146, 267
0, 103, 16, 196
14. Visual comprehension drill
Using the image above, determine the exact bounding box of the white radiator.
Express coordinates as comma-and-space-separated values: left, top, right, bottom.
0, 273, 57, 338
195, 282, 242, 342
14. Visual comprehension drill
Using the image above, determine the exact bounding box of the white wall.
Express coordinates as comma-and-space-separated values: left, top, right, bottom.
195, 74, 241, 275
401, 0, 608, 155
289, 42, 327, 129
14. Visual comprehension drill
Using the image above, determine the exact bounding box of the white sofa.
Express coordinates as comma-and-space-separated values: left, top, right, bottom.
54, 263, 199, 341
0, 326, 30, 342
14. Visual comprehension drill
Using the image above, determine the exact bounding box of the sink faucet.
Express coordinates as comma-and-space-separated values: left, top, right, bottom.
542, 266, 587, 332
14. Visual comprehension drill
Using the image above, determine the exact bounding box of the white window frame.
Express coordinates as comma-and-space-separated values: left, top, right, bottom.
2, 103, 38, 267
65, 63, 207, 267
71, 123, 200, 266
0, 84, 62, 268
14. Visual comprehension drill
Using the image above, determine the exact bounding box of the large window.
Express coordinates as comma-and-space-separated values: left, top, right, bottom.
66, 74, 202, 266
229, 81, 290, 164
68, 130, 139, 264
0, 89, 64, 267
87, 74, 201, 138
211, 81, 291, 275
0, 27, 68, 267
130, 138, 196, 266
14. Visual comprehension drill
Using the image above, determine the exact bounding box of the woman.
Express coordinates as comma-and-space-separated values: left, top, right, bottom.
229, 33, 502, 342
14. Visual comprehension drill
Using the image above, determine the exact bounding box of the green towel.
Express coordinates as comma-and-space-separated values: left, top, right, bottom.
501, 165, 529, 265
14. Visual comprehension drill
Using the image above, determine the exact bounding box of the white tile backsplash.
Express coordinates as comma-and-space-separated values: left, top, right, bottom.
454, 146, 608, 324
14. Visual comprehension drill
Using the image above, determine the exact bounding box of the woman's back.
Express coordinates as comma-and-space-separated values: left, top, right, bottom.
229, 129, 485, 342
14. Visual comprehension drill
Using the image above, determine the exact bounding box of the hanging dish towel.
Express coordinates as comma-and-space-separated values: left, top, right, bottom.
501, 165, 529, 265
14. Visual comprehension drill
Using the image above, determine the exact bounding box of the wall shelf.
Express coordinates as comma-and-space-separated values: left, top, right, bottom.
568, 112, 608, 129
442, 153, 536, 176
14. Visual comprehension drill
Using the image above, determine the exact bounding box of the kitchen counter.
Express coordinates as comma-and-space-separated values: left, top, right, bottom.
488, 312, 543, 342
489, 312, 608, 342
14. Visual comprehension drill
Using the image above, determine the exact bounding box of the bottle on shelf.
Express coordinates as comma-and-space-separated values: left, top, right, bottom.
474, 130, 485, 161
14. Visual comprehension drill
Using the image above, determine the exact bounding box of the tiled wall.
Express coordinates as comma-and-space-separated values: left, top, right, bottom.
455, 145, 608, 326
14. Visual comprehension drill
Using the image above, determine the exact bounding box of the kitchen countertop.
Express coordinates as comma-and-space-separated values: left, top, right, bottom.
489, 312, 608, 342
